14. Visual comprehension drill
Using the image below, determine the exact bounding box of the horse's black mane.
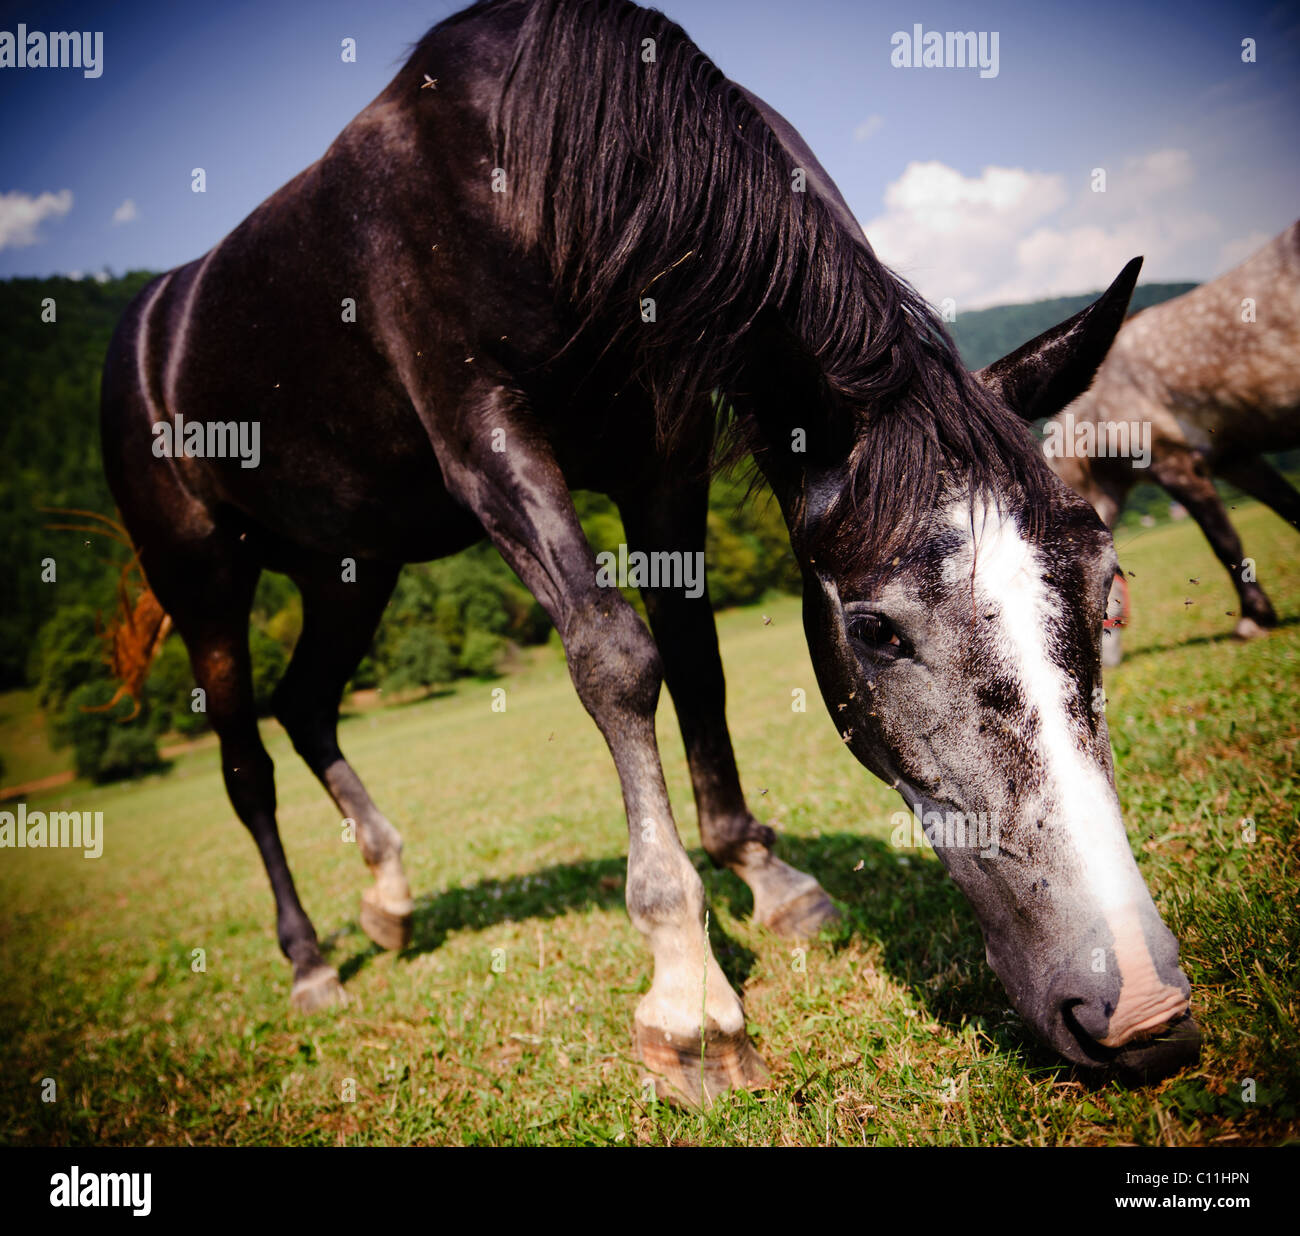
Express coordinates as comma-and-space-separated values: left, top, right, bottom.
425, 0, 1053, 556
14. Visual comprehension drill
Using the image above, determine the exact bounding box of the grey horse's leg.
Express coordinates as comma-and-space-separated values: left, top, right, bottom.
272, 563, 414, 951
1152, 448, 1277, 636
618, 476, 838, 936
436, 380, 767, 1105
1219, 455, 1300, 531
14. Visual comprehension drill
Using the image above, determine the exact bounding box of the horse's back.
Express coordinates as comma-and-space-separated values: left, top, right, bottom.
1102, 219, 1300, 454
101, 5, 540, 565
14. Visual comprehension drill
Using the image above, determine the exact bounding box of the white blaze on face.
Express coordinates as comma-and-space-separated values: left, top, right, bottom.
944, 499, 1187, 1045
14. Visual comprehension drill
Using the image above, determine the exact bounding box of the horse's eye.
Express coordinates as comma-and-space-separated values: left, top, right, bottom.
848, 613, 905, 654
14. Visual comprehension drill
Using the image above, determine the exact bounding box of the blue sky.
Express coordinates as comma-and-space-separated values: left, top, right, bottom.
1, 0, 1297, 307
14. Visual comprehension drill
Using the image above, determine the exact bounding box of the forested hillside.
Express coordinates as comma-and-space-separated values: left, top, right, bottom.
948, 282, 1197, 370
0, 274, 156, 687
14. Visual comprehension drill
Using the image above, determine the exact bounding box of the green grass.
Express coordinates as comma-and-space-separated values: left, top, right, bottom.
0, 689, 69, 788
0, 503, 1296, 1146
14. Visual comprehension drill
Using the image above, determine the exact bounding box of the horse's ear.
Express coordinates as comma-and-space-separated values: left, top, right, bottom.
974, 257, 1143, 421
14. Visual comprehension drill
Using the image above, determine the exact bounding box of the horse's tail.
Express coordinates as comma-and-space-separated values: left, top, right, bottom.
40, 508, 172, 721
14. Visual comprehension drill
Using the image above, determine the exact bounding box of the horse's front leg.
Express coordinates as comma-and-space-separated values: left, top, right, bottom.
619, 476, 839, 937
435, 381, 766, 1105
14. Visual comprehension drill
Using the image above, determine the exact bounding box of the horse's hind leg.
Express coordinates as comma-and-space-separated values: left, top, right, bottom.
618, 477, 839, 937
144, 538, 345, 1012
1152, 447, 1278, 637
271, 564, 414, 951
1219, 455, 1300, 531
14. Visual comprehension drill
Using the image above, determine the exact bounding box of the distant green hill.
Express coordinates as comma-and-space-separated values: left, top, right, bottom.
948, 282, 1198, 370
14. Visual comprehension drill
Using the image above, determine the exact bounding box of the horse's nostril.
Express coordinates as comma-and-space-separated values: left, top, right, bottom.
1060, 998, 1110, 1055
1059, 998, 1200, 1080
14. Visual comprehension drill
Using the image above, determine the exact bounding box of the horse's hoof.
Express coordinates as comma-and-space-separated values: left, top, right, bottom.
290, 965, 347, 1013
1233, 616, 1269, 641
757, 883, 840, 938
635, 1021, 769, 1108
360, 887, 414, 951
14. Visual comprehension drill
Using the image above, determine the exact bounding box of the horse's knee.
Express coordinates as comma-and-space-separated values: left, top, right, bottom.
219, 740, 276, 824
271, 677, 336, 768
626, 844, 704, 933
564, 601, 662, 721
270, 673, 305, 734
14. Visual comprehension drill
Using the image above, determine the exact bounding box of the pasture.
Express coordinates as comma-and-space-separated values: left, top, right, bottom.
1, 500, 1296, 1146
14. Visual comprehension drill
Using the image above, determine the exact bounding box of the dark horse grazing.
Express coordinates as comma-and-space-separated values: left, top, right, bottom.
101, 0, 1199, 1103
1046, 220, 1300, 655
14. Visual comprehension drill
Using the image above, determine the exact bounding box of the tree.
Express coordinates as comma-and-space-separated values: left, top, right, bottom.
51, 680, 163, 784
381, 627, 457, 694
459, 629, 505, 679
36, 604, 163, 782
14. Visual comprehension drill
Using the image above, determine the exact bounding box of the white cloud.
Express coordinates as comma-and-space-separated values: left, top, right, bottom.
0, 189, 73, 249
1073, 149, 1195, 219
862, 149, 1224, 310
111, 198, 138, 225
853, 114, 884, 142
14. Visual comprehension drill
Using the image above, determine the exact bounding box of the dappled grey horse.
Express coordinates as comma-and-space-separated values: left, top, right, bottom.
1046, 220, 1300, 655
101, 0, 1198, 1103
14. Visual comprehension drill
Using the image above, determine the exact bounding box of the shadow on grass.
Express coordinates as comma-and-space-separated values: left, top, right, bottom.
337, 850, 762, 991
1121, 613, 1300, 663
708, 833, 1052, 1063
334, 830, 1070, 1077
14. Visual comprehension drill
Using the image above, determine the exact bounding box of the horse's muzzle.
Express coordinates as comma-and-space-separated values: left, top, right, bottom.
1038, 927, 1199, 1080
991, 901, 1201, 1082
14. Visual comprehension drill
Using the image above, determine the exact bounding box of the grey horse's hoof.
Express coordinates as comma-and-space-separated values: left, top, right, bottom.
635, 1021, 769, 1108
1234, 616, 1269, 641
290, 965, 347, 1013
757, 883, 840, 938
361, 887, 414, 951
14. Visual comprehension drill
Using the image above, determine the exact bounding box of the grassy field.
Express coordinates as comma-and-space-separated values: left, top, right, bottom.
0, 689, 70, 789
1, 501, 1297, 1146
